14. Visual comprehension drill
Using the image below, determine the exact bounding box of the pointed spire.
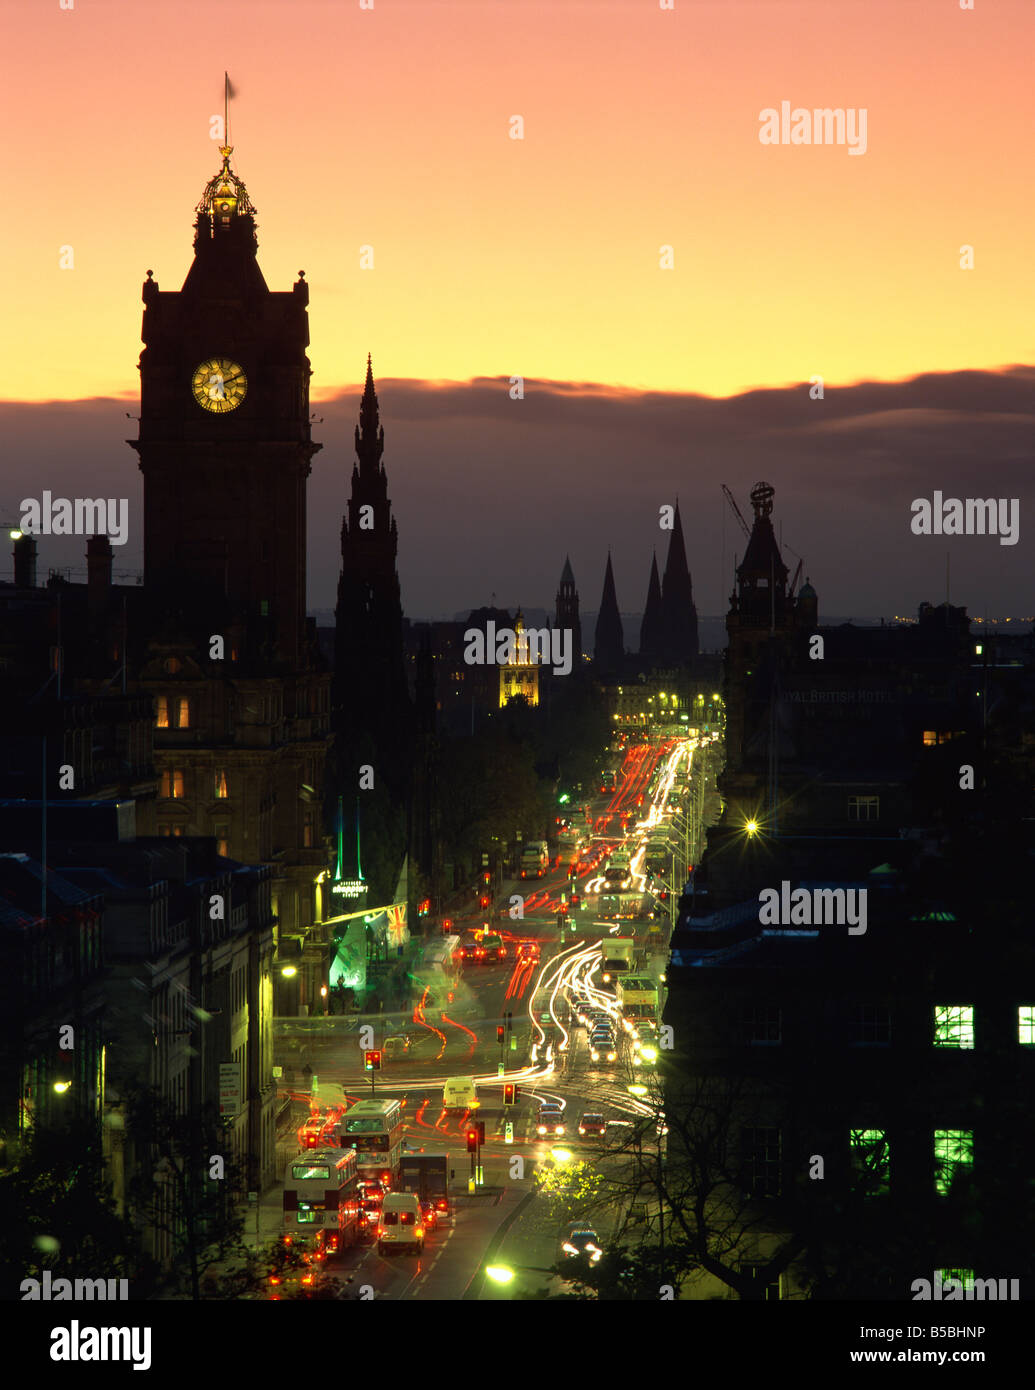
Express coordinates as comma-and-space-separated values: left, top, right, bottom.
639, 550, 663, 661
355, 353, 385, 475
555, 555, 582, 667
659, 502, 698, 663
594, 552, 625, 674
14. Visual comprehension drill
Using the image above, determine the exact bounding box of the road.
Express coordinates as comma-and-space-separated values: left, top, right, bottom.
267, 734, 693, 1299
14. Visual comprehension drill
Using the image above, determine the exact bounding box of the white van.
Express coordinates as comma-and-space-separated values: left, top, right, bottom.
443, 1075, 478, 1111
376, 1191, 424, 1255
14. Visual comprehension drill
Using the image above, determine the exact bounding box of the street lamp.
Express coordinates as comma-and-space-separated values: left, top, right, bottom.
485, 1265, 515, 1284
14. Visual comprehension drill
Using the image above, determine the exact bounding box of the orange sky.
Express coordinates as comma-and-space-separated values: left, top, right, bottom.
1, 0, 1031, 403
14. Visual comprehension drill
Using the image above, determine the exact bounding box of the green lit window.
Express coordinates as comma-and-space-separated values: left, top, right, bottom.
936, 1269, 974, 1295
934, 1129, 973, 1195
933, 1005, 974, 1049
850, 1128, 890, 1195
1018, 1007, 1035, 1045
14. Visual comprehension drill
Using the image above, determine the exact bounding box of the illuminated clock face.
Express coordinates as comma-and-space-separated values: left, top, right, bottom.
192, 357, 247, 413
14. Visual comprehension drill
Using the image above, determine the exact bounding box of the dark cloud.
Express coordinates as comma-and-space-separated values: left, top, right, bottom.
2, 366, 1031, 625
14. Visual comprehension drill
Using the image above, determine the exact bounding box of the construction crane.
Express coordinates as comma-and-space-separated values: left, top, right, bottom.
721, 484, 751, 539
783, 541, 804, 598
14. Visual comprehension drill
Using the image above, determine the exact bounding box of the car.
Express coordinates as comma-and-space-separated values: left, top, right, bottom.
578, 1113, 606, 1137
590, 1027, 616, 1044
383, 1034, 411, 1057
590, 1042, 618, 1062
562, 1226, 602, 1263
536, 1105, 566, 1137
358, 1197, 383, 1232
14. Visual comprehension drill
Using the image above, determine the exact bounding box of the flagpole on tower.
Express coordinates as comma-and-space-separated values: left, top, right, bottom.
224, 71, 231, 147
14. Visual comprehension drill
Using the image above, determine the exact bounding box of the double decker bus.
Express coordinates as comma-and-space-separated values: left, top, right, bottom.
342, 1098, 405, 1187
282, 1148, 360, 1255
599, 769, 617, 794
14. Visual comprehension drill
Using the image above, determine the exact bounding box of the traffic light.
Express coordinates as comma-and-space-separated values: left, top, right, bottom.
483, 870, 491, 885
496, 1026, 505, 1044
364, 1050, 382, 1071
466, 1129, 478, 1153
476, 1121, 486, 1145
503, 1083, 518, 1106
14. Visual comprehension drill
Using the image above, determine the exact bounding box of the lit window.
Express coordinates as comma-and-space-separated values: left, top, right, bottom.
848, 795, 879, 821
934, 1005, 974, 1049
1018, 1007, 1035, 1045
160, 769, 185, 799
155, 696, 169, 729
164, 657, 181, 674
934, 1130, 973, 1195
214, 770, 228, 799
175, 698, 191, 729
935, 1269, 974, 1295
850, 1128, 890, 1195
215, 824, 229, 858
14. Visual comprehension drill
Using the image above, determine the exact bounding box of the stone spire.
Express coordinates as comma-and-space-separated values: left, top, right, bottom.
593, 552, 624, 674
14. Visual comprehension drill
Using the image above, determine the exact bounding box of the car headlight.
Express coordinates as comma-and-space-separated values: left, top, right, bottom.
590, 1050, 599, 1060
562, 1243, 577, 1255
607, 1051, 616, 1061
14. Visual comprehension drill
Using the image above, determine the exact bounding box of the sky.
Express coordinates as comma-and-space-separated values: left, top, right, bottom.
1, 0, 1032, 620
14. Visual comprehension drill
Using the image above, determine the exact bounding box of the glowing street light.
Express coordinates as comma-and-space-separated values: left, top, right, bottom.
550, 1147, 573, 1164
627, 1084, 648, 1097
486, 1265, 515, 1284
745, 820, 758, 836
53, 1081, 72, 1094
280, 965, 298, 978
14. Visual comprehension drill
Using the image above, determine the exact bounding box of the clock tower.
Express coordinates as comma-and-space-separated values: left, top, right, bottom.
130, 145, 319, 671
127, 145, 330, 944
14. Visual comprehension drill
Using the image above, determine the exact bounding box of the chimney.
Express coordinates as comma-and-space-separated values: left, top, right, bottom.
87, 534, 113, 622
13, 533, 37, 588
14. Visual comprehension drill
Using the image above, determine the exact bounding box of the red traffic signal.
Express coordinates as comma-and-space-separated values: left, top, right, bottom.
503, 1083, 518, 1106
496, 1025, 505, 1043
483, 871, 491, 885
466, 1129, 478, 1153
364, 1050, 382, 1071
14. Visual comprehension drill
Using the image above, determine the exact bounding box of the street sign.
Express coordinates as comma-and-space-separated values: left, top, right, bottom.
505, 1121, 513, 1144
219, 1062, 242, 1118
497, 1062, 505, 1077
